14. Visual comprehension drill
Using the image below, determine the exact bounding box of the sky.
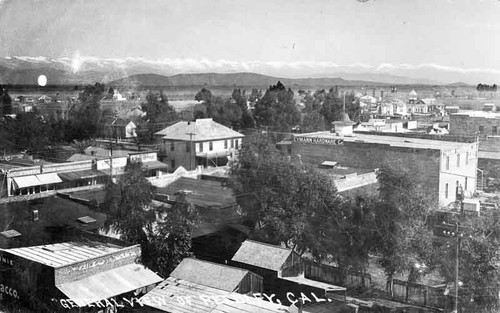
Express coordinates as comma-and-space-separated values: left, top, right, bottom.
0, 0, 499, 81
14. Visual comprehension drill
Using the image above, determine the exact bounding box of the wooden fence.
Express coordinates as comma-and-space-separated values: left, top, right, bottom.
392, 279, 448, 310
303, 259, 372, 289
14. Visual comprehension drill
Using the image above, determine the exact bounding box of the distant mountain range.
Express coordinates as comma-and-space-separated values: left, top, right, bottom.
0, 56, 480, 87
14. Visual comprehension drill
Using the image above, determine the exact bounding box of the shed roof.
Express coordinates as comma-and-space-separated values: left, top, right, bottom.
3, 241, 124, 268
170, 258, 253, 292
157, 177, 236, 207
231, 240, 294, 272
141, 277, 231, 313
155, 118, 244, 141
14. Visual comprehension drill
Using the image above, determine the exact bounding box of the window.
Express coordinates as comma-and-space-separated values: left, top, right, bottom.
466, 151, 469, 165
445, 183, 449, 199
186, 142, 190, 153
199, 142, 203, 152
465, 177, 468, 190
224, 140, 228, 149
457, 154, 460, 168
209, 141, 213, 151
446, 156, 449, 170
235, 139, 239, 149
171, 160, 175, 169
231, 139, 234, 148
170, 141, 175, 151
479, 125, 484, 133
493, 126, 498, 135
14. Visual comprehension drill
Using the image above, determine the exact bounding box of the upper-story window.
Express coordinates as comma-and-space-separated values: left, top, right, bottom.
224, 140, 228, 149
186, 142, 190, 153
170, 141, 175, 151
199, 142, 203, 152
235, 139, 239, 149
479, 125, 484, 133
457, 154, 460, 168
230, 139, 234, 149
209, 141, 213, 151
466, 151, 469, 165
445, 183, 449, 199
493, 126, 498, 135
446, 156, 450, 170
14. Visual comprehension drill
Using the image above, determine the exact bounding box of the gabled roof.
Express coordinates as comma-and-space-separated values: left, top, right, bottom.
155, 118, 244, 141
170, 258, 252, 292
409, 89, 417, 96
231, 240, 294, 272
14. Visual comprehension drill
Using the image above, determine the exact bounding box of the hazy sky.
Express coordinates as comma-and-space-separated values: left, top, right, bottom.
1, 0, 499, 72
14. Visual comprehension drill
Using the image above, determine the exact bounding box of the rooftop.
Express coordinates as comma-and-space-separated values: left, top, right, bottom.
451, 110, 500, 119
155, 118, 244, 141
141, 277, 231, 313
2, 241, 124, 268
157, 177, 236, 207
170, 258, 253, 292
293, 131, 474, 151
231, 240, 294, 272
212, 294, 292, 313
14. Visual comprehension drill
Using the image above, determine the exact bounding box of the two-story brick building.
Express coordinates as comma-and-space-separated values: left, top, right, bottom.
449, 110, 500, 137
155, 118, 244, 171
291, 120, 478, 207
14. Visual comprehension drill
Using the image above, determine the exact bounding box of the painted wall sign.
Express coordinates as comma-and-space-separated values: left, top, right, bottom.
57, 248, 139, 275
130, 153, 157, 163
293, 136, 344, 145
0, 283, 19, 299
0, 256, 13, 266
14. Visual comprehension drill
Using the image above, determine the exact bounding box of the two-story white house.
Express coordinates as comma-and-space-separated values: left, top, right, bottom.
155, 118, 244, 171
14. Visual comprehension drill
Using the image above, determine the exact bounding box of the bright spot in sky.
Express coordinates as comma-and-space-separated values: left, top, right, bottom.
38, 75, 47, 86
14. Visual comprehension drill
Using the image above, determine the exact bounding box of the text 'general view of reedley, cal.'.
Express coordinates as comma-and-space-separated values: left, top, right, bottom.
1, 0, 500, 313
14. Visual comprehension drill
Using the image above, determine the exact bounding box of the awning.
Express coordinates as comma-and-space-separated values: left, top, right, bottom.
35, 173, 63, 185
12, 175, 40, 189
141, 160, 168, 171
196, 151, 232, 159
56, 263, 162, 307
58, 170, 106, 181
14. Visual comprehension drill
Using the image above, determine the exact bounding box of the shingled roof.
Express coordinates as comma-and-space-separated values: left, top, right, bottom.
155, 118, 244, 141
170, 258, 252, 292
231, 240, 294, 272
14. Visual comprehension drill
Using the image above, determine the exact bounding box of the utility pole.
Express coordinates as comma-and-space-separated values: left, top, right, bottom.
109, 137, 113, 181
186, 132, 196, 171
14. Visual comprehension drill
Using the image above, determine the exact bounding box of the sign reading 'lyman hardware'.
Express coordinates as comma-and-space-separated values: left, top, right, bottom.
293, 136, 344, 145
57, 249, 139, 275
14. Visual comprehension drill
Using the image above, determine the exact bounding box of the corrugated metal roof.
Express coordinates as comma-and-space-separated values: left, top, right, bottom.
212, 294, 291, 313
170, 258, 250, 292
141, 277, 231, 313
155, 118, 244, 141
57, 263, 162, 307
231, 240, 293, 272
4, 241, 123, 267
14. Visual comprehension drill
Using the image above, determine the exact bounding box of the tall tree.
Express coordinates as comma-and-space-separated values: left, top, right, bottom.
102, 162, 156, 263
148, 193, 200, 276
253, 81, 301, 132
141, 90, 177, 124
0, 85, 12, 115
68, 82, 106, 139
369, 166, 434, 294
11, 111, 51, 152
229, 133, 367, 270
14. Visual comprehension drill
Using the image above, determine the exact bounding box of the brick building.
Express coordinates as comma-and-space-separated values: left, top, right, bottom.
449, 111, 500, 137
291, 130, 478, 207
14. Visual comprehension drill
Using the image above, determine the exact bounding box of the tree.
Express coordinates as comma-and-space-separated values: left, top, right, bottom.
148, 193, 200, 276
68, 83, 106, 139
102, 162, 156, 263
229, 133, 368, 271
102, 162, 200, 277
253, 81, 301, 133
141, 90, 177, 124
12, 112, 51, 152
301, 91, 326, 132
0, 85, 12, 115
435, 215, 500, 311
369, 166, 434, 294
